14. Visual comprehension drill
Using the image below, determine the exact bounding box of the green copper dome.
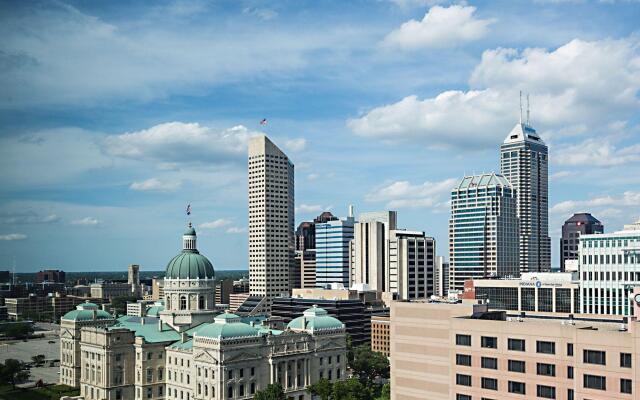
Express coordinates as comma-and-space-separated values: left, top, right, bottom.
62, 303, 114, 322
165, 223, 215, 280
287, 306, 344, 332
195, 312, 258, 340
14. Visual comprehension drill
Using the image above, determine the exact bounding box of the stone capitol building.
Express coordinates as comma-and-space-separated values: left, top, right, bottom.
59, 224, 348, 400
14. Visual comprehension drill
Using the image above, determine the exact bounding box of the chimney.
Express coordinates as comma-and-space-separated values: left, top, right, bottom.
158, 319, 162, 331
181, 332, 187, 343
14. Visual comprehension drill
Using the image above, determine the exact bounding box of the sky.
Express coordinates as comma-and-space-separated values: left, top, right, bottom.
0, 0, 639, 272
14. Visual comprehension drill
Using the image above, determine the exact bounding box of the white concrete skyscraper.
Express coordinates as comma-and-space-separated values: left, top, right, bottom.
248, 135, 295, 304
500, 119, 551, 273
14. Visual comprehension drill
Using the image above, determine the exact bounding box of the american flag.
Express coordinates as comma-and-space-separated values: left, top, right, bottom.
186, 204, 191, 216
260, 118, 267, 126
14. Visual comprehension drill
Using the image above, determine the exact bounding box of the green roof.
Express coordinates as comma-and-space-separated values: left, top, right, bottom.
146, 305, 165, 317
287, 306, 344, 332
195, 322, 259, 340
165, 251, 214, 279
169, 339, 193, 350
109, 316, 181, 343
62, 309, 113, 322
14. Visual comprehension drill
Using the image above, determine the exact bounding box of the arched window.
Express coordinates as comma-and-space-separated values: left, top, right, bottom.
180, 296, 187, 310
199, 295, 205, 309
166, 296, 171, 310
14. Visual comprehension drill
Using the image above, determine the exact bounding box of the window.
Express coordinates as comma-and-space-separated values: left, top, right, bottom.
508, 381, 526, 395
567, 366, 573, 379
456, 334, 471, 346
180, 296, 187, 310
567, 389, 574, 400
199, 295, 205, 309
621, 378, 632, 394
481, 377, 498, 390
620, 353, 632, 368
481, 357, 498, 369
456, 354, 472, 366
251, 367, 255, 376
536, 363, 555, 377
583, 374, 606, 390
251, 383, 256, 394
508, 338, 525, 352
228, 370, 233, 380
239, 369, 244, 378
508, 360, 525, 373
536, 341, 555, 354
456, 374, 472, 387
456, 395, 471, 400
146, 387, 152, 399
567, 343, 573, 356
583, 350, 606, 365
481, 336, 497, 349
227, 386, 233, 398
537, 385, 556, 399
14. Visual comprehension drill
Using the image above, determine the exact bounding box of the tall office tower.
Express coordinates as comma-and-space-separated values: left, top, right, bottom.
295, 221, 315, 251
500, 119, 550, 273
560, 213, 603, 271
248, 135, 295, 303
448, 173, 519, 292
388, 230, 435, 300
315, 208, 355, 287
434, 255, 449, 297
350, 211, 397, 291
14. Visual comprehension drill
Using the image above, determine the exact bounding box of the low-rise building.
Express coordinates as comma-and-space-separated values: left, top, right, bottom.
391, 298, 640, 400
371, 315, 390, 357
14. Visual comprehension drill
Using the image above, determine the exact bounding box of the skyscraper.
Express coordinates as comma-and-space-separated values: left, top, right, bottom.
388, 229, 435, 300
315, 209, 355, 287
248, 135, 295, 303
500, 119, 551, 273
560, 213, 603, 271
448, 173, 519, 292
350, 211, 397, 291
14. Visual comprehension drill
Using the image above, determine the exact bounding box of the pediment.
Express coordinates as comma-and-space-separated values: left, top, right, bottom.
194, 350, 219, 365
60, 328, 75, 339
225, 352, 261, 363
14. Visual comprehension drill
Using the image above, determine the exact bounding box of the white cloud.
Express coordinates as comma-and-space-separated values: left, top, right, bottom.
242, 7, 278, 21
551, 191, 640, 215
0, 211, 59, 224
350, 37, 640, 149
104, 123, 257, 165
383, 5, 494, 50
284, 138, 307, 152
389, 0, 449, 8
0, 233, 27, 241
130, 178, 181, 192
549, 170, 575, 181
296, 204, 330, 214
199, 218, 232, 230
70, 217, 101, 226
307, 173, 319, 181
554, 138, 640, 167
366, 178, 458, 208
226, 226, 247, 234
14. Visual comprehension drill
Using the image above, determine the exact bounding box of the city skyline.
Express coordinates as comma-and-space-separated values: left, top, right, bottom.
1, 1, 639, 272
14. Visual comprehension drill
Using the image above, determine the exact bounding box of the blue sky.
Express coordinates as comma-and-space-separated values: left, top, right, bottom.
0, 0, 639, 272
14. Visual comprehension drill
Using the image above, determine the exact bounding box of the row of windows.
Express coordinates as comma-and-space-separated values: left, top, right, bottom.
456, 334, 555, 354
456, 374, 631, 395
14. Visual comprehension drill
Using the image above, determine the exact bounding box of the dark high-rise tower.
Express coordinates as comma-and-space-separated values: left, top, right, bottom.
560, 213, 603, 271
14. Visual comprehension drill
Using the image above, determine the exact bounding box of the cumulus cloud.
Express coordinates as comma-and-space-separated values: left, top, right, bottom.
551, 191, 640, 215
389, 0, 449, 8
383, 5, 494, 49
130, 178, 181, 192
104, 123, 257, 165
554, 138, 640, 167
70, 217, 101, 226
366, 178, 458, 208
242, 7, 278, 21
199, 219, 232, 229
350, 37, 640, 149
284, 138, 307, 152
226, 226, 247, 234
0, 233, 27, 241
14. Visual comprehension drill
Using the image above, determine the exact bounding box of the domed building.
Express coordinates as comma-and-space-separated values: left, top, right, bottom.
62, 223, 348, 400
160, 223, 217, 331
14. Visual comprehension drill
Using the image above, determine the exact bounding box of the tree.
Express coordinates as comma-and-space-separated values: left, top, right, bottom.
377, 383, 390, 400
110, 296, 139, 315
307, 378, 333, 400
31, 354, 46, 366
332, 378, 369, 400
0, 322, 34, 339
253, 383, 286, 400
0, 359, 30, 388
349, 345, 390, 388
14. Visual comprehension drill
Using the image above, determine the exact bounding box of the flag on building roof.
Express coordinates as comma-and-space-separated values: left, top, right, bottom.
260, 118, 267, 126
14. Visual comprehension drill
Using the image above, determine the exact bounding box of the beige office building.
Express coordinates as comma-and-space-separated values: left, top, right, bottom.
248, 135, 295, 305
371, 315, 390, 357
391, 299, 640, 400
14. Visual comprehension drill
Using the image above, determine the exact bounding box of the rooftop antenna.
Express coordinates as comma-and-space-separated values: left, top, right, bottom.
526, 93, 530, 125
519, 90, 523, 124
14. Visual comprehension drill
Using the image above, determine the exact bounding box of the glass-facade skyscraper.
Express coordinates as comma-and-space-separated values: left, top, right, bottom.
315, 216, 355, 287
448, 173, 519, 292
500, 122, 551, 273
